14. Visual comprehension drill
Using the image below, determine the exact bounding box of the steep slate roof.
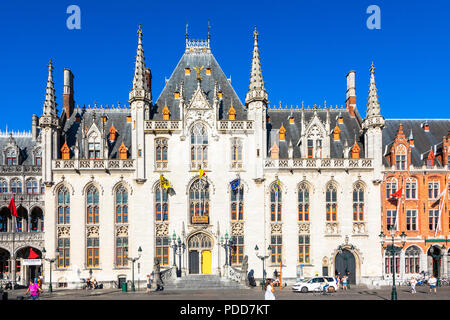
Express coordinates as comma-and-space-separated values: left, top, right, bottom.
62, 106, 131, 159
0, 134, 40, 166
152, 48, 246, 121
382, 119, 450, 167
267, 107, 364, 159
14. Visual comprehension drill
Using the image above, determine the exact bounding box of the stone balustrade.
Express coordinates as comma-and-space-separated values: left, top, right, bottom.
0, 165, 41, 174
53, 159, 135, 171
145, 121, 181, 131
218, 121, 254, 132
264, 158, 373, 170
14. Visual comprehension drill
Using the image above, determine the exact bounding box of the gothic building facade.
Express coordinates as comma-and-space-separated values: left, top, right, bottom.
1, 25, 448, 289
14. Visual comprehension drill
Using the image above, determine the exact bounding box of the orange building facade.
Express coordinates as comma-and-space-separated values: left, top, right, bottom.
381, 120, 450, 282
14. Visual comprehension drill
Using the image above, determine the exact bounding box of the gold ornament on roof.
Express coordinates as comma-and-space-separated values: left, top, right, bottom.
193, 65, 204, 80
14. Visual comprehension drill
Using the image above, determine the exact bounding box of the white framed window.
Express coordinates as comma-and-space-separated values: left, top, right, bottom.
231, 138, 243, 169
406, 209, 418, 231
386, 210, 397, 230
428, 182, 439, 200
405, 179, 417, 199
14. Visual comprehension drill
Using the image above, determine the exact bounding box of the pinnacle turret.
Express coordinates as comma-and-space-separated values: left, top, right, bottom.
43, 59, 57, 116
130, 25, 151, 100
245, 26, 268, 105
362, 62, 385, 130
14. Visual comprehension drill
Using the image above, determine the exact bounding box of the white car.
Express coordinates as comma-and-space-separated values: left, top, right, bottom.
292, 277, 338, 293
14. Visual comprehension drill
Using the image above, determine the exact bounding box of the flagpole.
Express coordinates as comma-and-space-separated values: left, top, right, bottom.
434, 188, 447, 238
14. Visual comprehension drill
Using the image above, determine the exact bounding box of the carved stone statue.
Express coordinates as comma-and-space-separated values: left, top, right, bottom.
241, 255, 249, 286
154, 257, 164, 291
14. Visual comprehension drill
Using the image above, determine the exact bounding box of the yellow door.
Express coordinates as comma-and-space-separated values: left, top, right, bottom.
201, 250, 212, 274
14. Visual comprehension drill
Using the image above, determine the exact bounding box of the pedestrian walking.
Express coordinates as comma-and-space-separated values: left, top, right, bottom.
25, 280, 42, 300
428, 275, 437, 294
335, 273, 341, 291
264, 279, 275, 300
410, 277, 417, 294
342, 275, 348, 291
146, 274, 152, 293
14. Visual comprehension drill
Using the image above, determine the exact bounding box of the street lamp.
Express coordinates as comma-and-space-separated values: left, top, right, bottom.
172, 232, 186, 277
255, 244, 272, 291
127, 246, 142, 292
220, 232, 234, 266
379, 229, 406, 300
42, 247, 59, 293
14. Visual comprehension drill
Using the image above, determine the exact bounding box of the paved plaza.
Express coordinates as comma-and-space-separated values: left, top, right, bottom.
4, 285, 450, 300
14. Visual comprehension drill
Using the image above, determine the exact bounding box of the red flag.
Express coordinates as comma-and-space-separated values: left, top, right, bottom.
8, 197, 17, 217
28, 248, 39, 259
389, 187, 403, 200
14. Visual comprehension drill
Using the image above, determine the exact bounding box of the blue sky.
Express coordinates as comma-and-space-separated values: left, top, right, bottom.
0, 0, 449, 131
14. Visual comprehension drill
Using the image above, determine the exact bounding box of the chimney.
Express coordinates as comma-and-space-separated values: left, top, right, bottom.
31, 114, 38, 141
63, 69, 74, 118
346, 71, 356, 117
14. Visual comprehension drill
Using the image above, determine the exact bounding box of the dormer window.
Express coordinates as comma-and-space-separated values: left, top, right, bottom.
88, 143, 101, 159
395, 145, 407, 170
427, 149, 435, 168
34, 148, 42, 166
6, 148, 17, 165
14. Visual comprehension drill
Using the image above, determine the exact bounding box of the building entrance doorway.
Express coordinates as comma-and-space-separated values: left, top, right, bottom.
428, 245, 444, 278
16, 247, 42, 285
334, 249, 356, 284
187, 232, 213, 275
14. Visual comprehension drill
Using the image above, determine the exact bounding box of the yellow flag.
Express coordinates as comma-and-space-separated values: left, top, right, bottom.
199, 167, 205, 178
160, 175, 171, 189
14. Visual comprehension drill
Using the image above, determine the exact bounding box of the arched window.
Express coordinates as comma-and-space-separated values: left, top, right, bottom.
190, 123, 208, 170
352, 183, 364, 221
385, 246, 401, 275
405, 178, 417, 199
0, 179, 7, 193
270, 182, 282, 222
306, 125, 323, 159
298, 183, 310, 222
115, 186, 128, 224
231, 186, 244, 221
86, 186, 99, 224
386, 178, 397, 199
189, 179, 209, 224
405, 246, 420, 274
155, 186, 169, 222
5, 148, 17, 165
34, 148, 42, 166
326, 184, 337, 222
11, 179, 22, 194
26, 179, 38, 194
57, 186, 70, 225
395, 144, 407, 170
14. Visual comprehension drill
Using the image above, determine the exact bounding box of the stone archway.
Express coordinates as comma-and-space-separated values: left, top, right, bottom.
332, 244, 362, 285
15, 246, 42, 285
187, 232, 213, 275
428, 245, 445, 278
0, 248, 10, 279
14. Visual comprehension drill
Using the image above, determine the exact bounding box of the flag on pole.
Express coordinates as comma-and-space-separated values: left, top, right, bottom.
389, 187, 403, 231
230, 176, 241, 190
160, 175, 171, 189
389, 187, 403, 201
28, 248, 39, 259
199, 167, 205, 179
8, 197, 17, 217
434, 187, 447, 237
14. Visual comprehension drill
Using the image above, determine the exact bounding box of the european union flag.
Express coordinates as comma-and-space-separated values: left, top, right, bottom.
230, 177, 240, 190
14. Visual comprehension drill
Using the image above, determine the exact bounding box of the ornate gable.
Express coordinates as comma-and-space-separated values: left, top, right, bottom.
187, 83, 211, 110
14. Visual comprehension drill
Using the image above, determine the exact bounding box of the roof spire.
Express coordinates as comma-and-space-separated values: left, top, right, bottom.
43, 59, 57, 116
245, 26, 268, 105
131, 24, 148, 92
362, 62, 385, 130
